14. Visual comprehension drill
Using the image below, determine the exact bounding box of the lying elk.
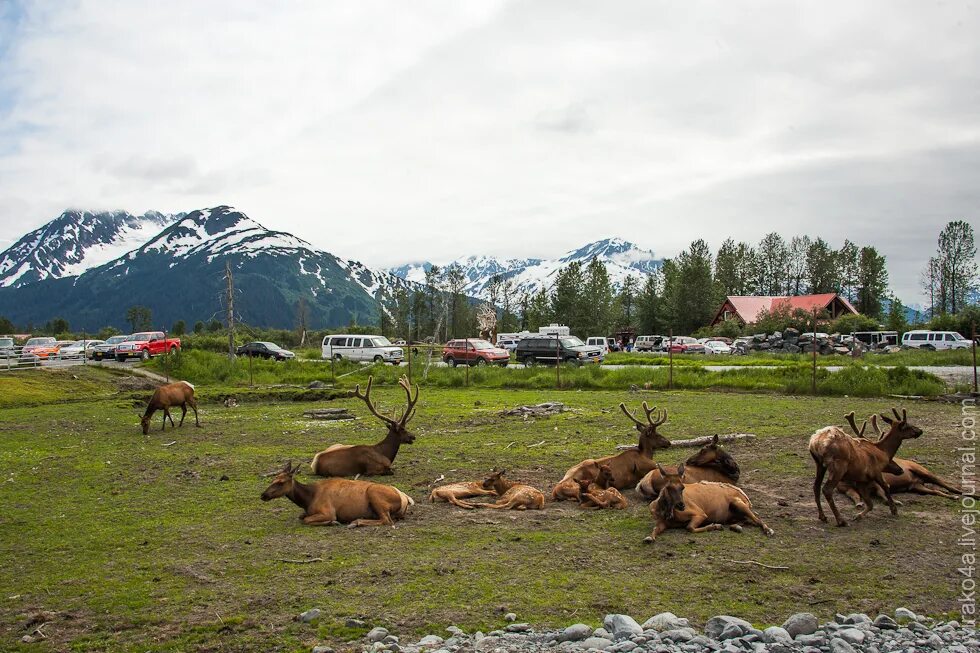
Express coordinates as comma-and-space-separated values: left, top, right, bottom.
636, 435, 740, 500
577, 464, 628, 509
429, 481, 498, 508
552, 402, 671, 500
809, 407, 922, 527
459, 469, 544, 510
311, 376, 419, 477
839, 412, 961, 506
261, 461, 414, 527
140, 381, 200, 434
645, 464, 773, 543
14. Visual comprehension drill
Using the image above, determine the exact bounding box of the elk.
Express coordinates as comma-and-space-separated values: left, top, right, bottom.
809, 407, 923, 527
140, 381, 199, 434
429, 481, 498, 508
460, 469, 544, 510
552, 402, 671, 500
311, 376, 419, 477
645, 464, 773, 543
577, 464, 628, 509
635, 435, 740, 500
261, 461, 414, 527
839, 412, 961, 506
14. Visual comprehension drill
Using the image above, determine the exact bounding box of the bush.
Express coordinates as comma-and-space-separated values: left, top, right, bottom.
829, 313, 881, 335
750, 306, 822, 335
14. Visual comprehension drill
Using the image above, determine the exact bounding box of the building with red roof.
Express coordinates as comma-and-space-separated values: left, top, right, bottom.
711, 293, 857, 326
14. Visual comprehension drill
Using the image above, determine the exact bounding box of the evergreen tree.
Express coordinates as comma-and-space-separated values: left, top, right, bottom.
787, 235, 812, 295
855, 246, 889, 318
806, 238, 838, 293
935, 220, 978, 314
636, 274, 661, 334
171, 320, 186, 336
755, 233, 789, 295
616, 274, 639, 333
582, 258, 613, 336
836, 240, 860, 301
551, 262, 585, 334
125, 306, 152, 332
885, 295, 909, 334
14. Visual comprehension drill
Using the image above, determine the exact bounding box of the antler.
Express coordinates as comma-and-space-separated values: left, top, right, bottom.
350, 376, 397, 427
396, 375, 420, 426
844, 411, 867, 437
869, 414, 883, 439
619, 402, 645, 427
893, 407, 906, 424
643, 402, 668, 427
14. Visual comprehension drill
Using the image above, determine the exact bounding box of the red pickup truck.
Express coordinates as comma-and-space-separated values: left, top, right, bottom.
114, 331, 181, 361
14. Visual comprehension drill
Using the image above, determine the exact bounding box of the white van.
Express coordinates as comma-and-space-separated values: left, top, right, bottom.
586, 336, 610, 356
322, 334, 404, 364
901, 330, 971, 350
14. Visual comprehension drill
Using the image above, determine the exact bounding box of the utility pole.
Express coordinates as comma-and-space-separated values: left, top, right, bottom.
811, 308, 818, 395
225, 260, 235, 360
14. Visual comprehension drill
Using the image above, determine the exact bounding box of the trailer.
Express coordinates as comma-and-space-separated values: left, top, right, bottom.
538, 323, 570, 337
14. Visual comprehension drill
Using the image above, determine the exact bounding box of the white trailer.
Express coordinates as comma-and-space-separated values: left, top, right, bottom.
538, 324, 570, 337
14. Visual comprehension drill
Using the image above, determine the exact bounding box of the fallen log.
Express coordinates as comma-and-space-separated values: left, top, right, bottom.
616, 433, 756, 450
303, 408, 355, 421
499, 402, 566, 417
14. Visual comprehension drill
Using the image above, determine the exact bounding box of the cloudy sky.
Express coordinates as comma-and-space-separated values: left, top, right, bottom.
0, 1, 977, 302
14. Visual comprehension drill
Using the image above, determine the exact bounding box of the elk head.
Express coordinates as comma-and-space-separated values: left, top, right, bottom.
878, 407, 923, 441
350, 375, 420, 444
139, 412, 151, 435
595, 464, 615, 489
261, 461, 301, 501
481, 468, 507, 492
685, 434, 740, 482
654, 463, 686, 518
619, 402, 672, 451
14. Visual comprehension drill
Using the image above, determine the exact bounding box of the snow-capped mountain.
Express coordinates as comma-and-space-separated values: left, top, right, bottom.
0, 209, 176, 287
390, 238, 661, 299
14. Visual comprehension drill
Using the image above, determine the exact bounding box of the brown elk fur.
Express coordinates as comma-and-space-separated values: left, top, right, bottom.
635, 434, 740, 499
141, 381, 199, 434
839, 412, 961, 506
429, 482, 498, 508
552, 402, 672, 500
809, 407, 923, 526
460, 469, 544, 510
645, 464, 773, 543
577, 465, 628, 509
311, 376, 419, 477
261, 461, 413, 527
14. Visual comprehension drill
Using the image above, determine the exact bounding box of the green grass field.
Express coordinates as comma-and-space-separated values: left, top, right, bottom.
0, 368, 968, 651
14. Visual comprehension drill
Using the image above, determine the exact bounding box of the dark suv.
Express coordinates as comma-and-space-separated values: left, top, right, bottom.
514, 335, 603, 366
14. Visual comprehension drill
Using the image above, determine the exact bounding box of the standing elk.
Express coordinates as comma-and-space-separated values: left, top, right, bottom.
839, 412, 961, 506
460, 469, 544, 510
140, 381, 200, 434
311, 376, 419, 477
261, 461, 414, 527
635, 434, 740, 499
577, 464, 628, 509
429, 481, 498, 508
809, 407, 923, 527
645, 464, 774, 543
552, 402, 672, 500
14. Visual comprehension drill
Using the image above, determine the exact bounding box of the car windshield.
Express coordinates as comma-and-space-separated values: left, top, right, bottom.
370, 336, 392, 347
106, 336, 129, 344
130, 334, 152, 341
471, 341, 494, 350
0, 338, 12, 346
26, 338, 55, 345
953, 333, 966, 341
561, 337, 585, 347
67, 341, 83, 347
257, 342, 281, 350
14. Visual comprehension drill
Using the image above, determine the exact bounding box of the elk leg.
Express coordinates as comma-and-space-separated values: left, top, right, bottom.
161, 407, 174, 430
348, 507, 395, 528
854, 485, 876, 520
874, 474, 899, 516
447, 496, 480, 509
188, 398, 200, 427
915, 470, 962, 495
908, 482, 957, 499
178, 403, 187, 427
480, 498, 518, 510
812, 457, 828, 523
838, 483, 865, 509
644, 520, 668, 543
685, 511, 724, 534
730, 498, 774, 536
303, 509, 339, 526
821, 465, 848, 527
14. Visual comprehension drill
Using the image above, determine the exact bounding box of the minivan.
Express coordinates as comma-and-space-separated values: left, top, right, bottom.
901, 330, 970, 350
634, 335, 659, 352
322, 334, 404, 364
586, 337, 610, 356
514, 335, 603, 366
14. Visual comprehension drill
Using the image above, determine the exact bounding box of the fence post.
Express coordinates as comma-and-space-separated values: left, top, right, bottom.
668, 329, 673, 390
555, 332, 561, 389
972, 321, 977, 394
811, 308, 818, 395
248, 349, 253, 387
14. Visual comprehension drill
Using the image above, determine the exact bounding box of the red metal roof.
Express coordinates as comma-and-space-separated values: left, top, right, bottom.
716, 293, 857, 324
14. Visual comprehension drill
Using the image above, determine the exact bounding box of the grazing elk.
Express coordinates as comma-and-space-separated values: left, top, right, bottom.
577, 464, 628, 509
809, 407, 923, 527
635, 435, 740, 499
461, 469, 544, 510
552, 402, 671, 500
261, 461, 414, 527
645, 464, 774, 543
429, 481, 498, 508
140, 381, 200, 434
839, 412, 961, 506
311, 376, 419, 477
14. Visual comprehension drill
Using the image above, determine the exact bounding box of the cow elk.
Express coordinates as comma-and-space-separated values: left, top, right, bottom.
646, 464, 773, 543
311, 376, 419, 477
809, 407, 923, 526
636, 435, 740, 499
462, 469, 544, 510
839, 412, 961, 506
429, 481, 498, 508
261, 461, 414, 527
552, 402, 671, 499
577, 464, 628, 509
140, 381, 199, 434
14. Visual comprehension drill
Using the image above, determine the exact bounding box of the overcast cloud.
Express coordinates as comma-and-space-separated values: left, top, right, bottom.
0, 0, 977, 302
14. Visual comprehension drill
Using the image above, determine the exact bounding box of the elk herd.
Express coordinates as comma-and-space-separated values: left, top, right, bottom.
140, 375, 962, 541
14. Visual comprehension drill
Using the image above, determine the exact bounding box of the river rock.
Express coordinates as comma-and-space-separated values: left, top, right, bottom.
782, 612, 819, 637
559, 624, 592, 642
641, 612, 689, 632
705, 615, 752, 639
366, 628, 389, 642
763, 626, 793, 644
603, 614, 643, 638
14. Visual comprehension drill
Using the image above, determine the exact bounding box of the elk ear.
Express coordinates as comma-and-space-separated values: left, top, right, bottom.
878, 412, 895, 425
656, 463, 668, 476
712, 434, 720, 446
676, 463, 685, 478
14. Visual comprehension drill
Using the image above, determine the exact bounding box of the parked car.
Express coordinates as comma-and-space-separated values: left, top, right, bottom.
497, 337, 521, 352
22, 336, 56, 358
321, 334, 403, 364
586, 337, 611, 356
115, 332, 181, 361
607, 338, 621, 352
703, 340, 732, 355
667, 336, 704, 354
91, 335, 132, 361
0, 336, 15, 359
32, 340, 71, 360
236, 341, 295, 360
393, 339, 407, 346
442, 338, 510, 367
514, 335, 603, 366
901, 330, 971, 350
59, 339, 105, 359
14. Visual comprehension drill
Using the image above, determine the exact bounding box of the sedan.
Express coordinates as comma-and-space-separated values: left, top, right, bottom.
59, 339, 105, 359
236, 341, 295, 360
704, 340, 732, 355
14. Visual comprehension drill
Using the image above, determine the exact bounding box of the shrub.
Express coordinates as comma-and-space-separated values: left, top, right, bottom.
830, 313, 881, 335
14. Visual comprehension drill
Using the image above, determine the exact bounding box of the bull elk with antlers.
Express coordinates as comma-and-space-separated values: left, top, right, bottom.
311, 376, 419, 477
809, 407, 923, 527
839, 412, 961, 506
552, 402, 672, 500
261, 461, 414, 527
635, 435, 741, 500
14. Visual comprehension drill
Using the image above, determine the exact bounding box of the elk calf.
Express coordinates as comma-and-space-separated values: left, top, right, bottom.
261, 461, 414, 527
463, 470, 544, 510
646, 464, 773, 543
141, 381, 199, 434
577, 465, 628, 509
636, 435, 740, 499
429, 481, 497, 508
